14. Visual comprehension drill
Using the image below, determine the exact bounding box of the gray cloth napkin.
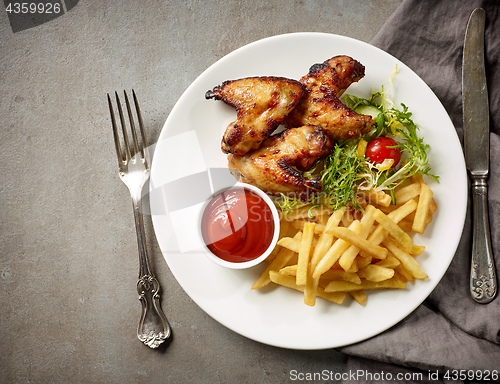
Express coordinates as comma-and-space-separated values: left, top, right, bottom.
339, 0, 500, 381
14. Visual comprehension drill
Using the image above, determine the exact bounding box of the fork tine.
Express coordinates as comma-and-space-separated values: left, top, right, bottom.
124, 91, 141, 158
108, 93, 124, 164
115, 91, 132, 161
132, 89, 148, 159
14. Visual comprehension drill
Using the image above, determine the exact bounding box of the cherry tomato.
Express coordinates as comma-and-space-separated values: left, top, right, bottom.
365, 137, 401, 168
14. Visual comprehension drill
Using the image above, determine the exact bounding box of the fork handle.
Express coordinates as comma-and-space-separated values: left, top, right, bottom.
132, 196, 171, 348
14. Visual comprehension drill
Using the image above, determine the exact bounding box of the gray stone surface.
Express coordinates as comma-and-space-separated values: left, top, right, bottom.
1, 1, 401, 383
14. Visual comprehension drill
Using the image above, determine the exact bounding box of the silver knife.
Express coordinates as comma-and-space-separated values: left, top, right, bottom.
463, 8, 497, 303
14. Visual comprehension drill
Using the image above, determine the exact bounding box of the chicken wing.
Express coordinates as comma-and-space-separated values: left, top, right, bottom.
284, 92, 374, 140
228, 125, 333, 197
301, 55, 366, 98
206, 76, 306, 155
285, 55, 375, 140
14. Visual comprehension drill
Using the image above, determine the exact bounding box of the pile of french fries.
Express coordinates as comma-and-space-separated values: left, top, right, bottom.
252, 175, 437, 306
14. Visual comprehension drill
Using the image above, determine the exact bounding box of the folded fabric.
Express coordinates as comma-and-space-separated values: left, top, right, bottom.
339, 0, 500, 380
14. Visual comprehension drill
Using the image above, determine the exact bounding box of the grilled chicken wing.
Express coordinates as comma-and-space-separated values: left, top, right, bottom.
206, 76, 306, 155
228, 126, 333, 196
284, 92, 374, 140
301, 55, 366, 98
285, 55, 375, 140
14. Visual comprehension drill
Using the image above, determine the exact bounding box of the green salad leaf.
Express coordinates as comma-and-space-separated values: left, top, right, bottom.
276, 82, 438, 213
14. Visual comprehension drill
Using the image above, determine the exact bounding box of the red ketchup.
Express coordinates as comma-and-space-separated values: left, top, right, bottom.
201, 187, 275, 263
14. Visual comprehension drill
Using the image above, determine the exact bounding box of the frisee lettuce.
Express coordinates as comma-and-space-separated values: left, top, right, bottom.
275, 85, 438, 213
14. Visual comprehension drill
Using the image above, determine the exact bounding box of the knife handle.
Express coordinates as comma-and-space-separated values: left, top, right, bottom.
470, 175, 497, 303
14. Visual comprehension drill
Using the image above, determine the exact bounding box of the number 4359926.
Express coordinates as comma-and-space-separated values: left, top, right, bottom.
5, 2, 62, 14
443, 370, 498, 381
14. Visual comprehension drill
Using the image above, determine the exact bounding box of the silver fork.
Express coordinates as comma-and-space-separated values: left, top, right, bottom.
107, 90, 171, 348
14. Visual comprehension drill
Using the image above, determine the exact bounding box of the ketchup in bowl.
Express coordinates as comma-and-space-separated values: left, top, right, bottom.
201, 184, 278, 267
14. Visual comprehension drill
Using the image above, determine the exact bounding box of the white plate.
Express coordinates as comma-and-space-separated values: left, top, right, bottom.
149, 32, 467, 349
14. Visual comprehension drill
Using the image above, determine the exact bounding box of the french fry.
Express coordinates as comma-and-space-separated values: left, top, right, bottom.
276, 237, 300, 253
429, 197, 437, 214
305, 208, 346, 306
278, 264, 297, 277
349, 290, 367, 305
382, 238, 427, 279
355, 254, 373, 270
375, 255, 401, 269
394, 182, 421, 204
394, 265, 413, 283
357, 264, 395, 282
410, 244, 425, 256
387, 198, 419, 222
319, 269, 362, 284
329, 226, 388, 261
313, 220, 362, 278
251, 247, 296, 289
269, 271, 345, 304
373, 208, 413, 252
337, 205, 378, 270
279, 263, 365, 286
344, 260, 359, 274
364, 189, 392, 207
251, 232, 301, 290
277, 232, 308, 253
412, 181, 433, 234
367, 199, 417, 246
324, 277, 406, 293
296, 222, 315, 286
317, 288, 346, 304
310, 208, 346, 267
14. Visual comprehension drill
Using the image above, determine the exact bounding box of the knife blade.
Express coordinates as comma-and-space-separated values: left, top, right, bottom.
462, 8, 497, 303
